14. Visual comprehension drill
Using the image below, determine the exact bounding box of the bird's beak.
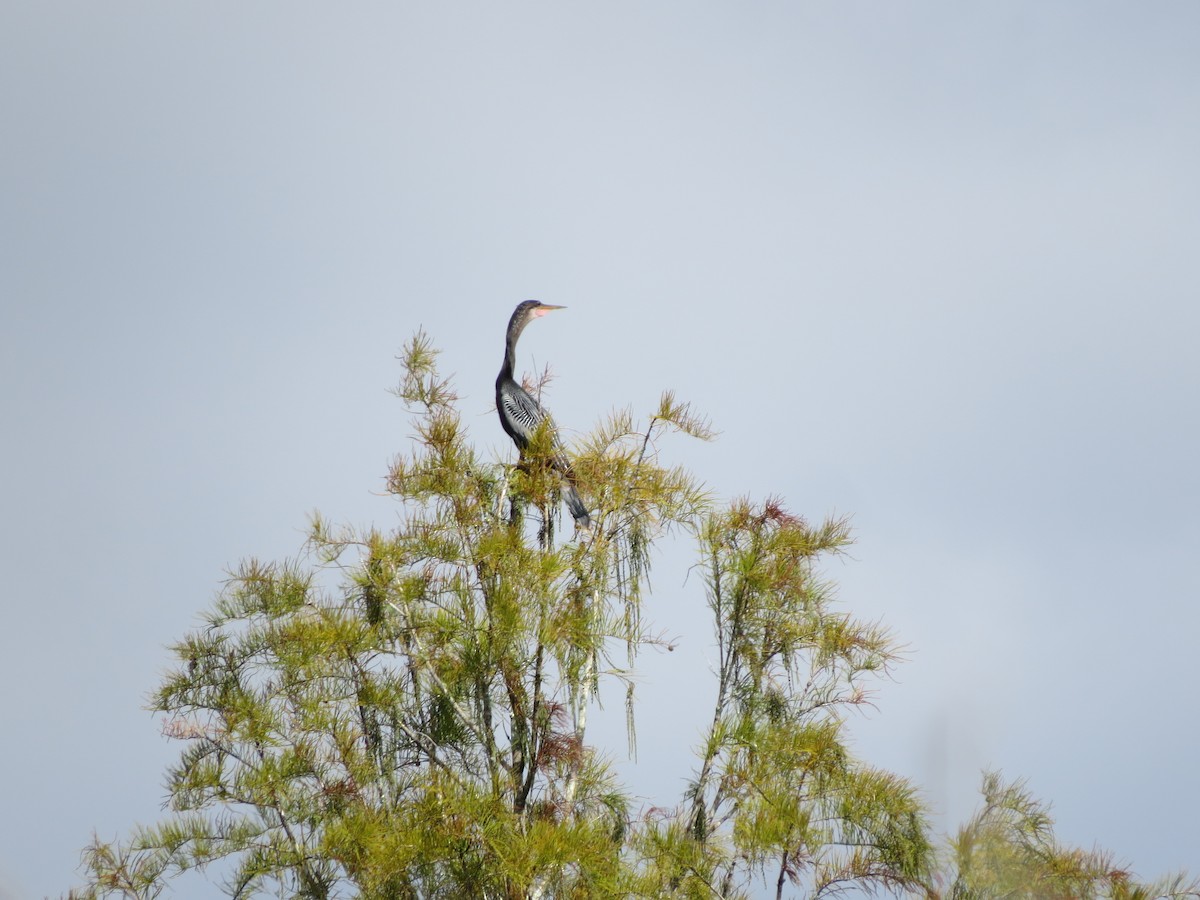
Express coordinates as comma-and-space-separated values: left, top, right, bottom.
534, 303, 565, 317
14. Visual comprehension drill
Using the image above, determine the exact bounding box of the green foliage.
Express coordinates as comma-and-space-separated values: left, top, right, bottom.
635, 499, 935, 898
945, 772, 1200, 900
88, 330, 1199, 899
78, 332, 722, 898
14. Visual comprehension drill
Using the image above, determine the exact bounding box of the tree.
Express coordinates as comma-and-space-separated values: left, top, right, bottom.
76, 331, 935, 898
944, 772, 1200, 900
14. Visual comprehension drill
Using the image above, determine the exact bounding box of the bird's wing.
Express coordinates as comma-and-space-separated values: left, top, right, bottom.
502, 384, 574, 470
501, 384, 549, 443
500, 383, 591, 526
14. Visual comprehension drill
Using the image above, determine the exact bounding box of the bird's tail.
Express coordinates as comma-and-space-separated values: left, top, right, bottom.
550, 452, 591, 528
563, 483, 591, 529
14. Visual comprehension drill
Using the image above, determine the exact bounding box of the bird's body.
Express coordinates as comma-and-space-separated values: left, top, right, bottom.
496, 301, 590, 528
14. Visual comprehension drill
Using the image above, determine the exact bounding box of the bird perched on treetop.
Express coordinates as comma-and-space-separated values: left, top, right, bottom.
495, 300, 590, 528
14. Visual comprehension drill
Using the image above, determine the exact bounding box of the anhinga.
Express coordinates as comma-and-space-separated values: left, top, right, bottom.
496, 300, 590, 528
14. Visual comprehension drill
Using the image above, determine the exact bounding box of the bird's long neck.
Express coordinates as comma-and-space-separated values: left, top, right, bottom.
498, 315, 527, 385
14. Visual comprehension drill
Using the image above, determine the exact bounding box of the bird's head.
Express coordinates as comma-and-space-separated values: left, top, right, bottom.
507, 300, 566, 340
515, 300, 565, 323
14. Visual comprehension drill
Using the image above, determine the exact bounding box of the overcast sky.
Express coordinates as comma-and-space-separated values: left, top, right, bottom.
2, 3, 1198, 897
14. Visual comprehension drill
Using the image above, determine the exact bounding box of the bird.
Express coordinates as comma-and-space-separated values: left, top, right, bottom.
495, 300, 590, 528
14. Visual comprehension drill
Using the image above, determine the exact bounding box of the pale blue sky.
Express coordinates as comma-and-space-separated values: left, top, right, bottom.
2, 3, 1198, 897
